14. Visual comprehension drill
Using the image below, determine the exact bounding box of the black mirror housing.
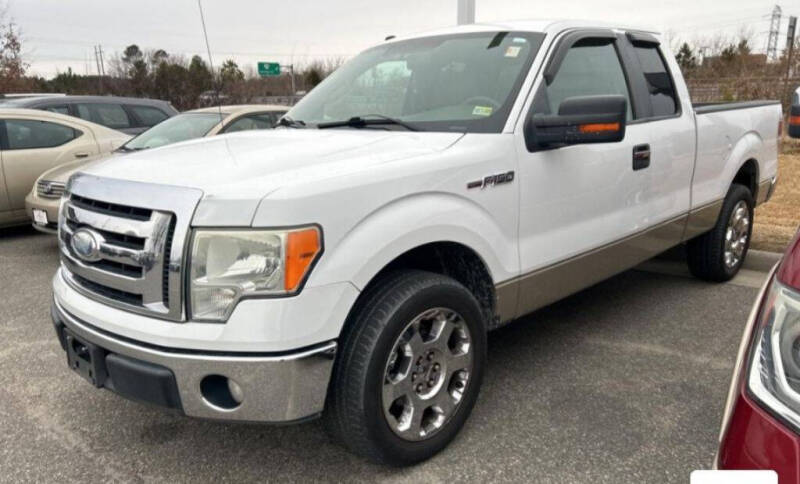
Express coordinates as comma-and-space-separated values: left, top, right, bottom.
526, 95, 627, 150
789, 104, 800, 139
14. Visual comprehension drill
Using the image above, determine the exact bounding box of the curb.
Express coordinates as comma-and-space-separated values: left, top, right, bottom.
744, 249, 782, 272
655, 247, 781, 274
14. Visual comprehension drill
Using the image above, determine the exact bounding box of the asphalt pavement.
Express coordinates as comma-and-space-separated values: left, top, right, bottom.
0, 225, 777, 483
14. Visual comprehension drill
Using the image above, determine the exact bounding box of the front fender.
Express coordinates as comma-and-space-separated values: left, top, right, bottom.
310, 191, 518, 290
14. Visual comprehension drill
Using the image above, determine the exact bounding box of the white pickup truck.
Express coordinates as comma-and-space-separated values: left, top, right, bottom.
51, 20, 780, 465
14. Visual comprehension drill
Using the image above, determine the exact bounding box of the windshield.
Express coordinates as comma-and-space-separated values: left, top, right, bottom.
288, 31, 545, 133
123, 112, 225, 150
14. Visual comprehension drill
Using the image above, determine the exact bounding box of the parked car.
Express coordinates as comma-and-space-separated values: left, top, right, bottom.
26, 104, 287, 233
715, 227, 800, 480
0, 108, 129, 229
0, 93, 66, 100
789, 86, 800, 138
0, 95, 177, 135
50, 20, 780, 465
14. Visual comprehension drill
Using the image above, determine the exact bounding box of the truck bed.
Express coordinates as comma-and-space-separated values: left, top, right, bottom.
694, 100, 781, 114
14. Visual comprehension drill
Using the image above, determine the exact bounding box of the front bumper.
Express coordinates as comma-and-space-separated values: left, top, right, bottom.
52, 299, 337, 423
24, 190, 59, 233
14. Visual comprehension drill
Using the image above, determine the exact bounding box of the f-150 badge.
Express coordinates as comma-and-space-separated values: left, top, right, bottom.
467, 171, 515, 189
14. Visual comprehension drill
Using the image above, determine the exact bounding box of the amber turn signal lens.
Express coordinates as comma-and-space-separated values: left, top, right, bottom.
790, 116, 800, 126
578, 122, 620, 133
285, 228, 321, 291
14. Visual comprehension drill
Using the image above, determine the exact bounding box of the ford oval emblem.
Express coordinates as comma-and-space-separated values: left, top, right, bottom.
70, 228, 103, 262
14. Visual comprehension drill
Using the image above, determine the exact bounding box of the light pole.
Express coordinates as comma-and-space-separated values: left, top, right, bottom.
457, 0, 475, 25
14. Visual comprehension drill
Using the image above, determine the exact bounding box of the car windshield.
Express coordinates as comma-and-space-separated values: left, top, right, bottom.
288, 31, 545, 133
123, 112, 226, 150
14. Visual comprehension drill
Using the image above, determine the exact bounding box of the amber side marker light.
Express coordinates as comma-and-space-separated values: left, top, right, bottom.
285, 228, 321, 291
578, 122, 620, 134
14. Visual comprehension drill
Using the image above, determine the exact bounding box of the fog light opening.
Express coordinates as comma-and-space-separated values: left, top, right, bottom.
200, 375, 243, 410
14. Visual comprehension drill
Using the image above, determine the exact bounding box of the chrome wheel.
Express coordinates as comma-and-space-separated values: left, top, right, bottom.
382, 307, 473, 442
724, 200, 750, 269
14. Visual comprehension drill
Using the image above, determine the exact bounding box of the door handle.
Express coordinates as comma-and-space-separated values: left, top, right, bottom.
74, 152, 90, 159
632, 144, 650, 170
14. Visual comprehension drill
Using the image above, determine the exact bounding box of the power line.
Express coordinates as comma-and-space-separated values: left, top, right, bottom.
25, 36, 353, 58
668, 15, 768, 34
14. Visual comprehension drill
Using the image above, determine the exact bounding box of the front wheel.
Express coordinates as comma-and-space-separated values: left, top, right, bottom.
686, 183, 754, 281
324, 270, 487, 466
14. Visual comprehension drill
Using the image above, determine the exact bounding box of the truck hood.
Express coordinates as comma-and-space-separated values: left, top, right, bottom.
81, 129, 464, 198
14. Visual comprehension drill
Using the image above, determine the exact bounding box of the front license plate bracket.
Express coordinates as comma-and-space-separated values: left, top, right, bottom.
64, 329, 108, 388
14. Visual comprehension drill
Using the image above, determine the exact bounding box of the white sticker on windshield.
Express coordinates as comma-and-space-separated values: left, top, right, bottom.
505, 46, 521, 58
472, 106, 493, 117
512, 37, 527, 43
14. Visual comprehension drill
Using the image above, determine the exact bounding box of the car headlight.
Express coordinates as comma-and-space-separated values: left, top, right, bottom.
189, 226, 322, 321
747, 279, 800, 430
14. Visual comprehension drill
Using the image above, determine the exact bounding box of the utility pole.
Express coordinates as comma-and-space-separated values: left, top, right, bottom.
767, 5, 782, 61
786, 16, 797, 60
93, 45, 103, 93
279, 64, 296, 96
98, 45, 106, 77
288, 64, 296, 97
783, 16, 797, 115
457, 0, 475, 25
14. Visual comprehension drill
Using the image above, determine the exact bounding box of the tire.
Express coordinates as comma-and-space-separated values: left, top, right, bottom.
323, 270, 487, 466
686, 183, 754, 282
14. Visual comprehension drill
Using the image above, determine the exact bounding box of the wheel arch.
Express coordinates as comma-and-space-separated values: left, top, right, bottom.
732, 157, 759, 199
315, 192, 515, 338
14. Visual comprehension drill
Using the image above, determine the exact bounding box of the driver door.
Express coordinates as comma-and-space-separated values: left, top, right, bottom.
511, 33, 656, 317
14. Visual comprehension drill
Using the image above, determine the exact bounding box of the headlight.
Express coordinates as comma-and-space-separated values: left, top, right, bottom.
747, 279, 800, 429
189, 226, 322, 321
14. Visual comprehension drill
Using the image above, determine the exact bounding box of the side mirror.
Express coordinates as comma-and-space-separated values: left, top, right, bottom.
789, 104, 800, 139
526, 95, 627, 150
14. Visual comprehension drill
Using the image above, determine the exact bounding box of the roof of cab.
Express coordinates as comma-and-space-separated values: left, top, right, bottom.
385, 19, 660, 43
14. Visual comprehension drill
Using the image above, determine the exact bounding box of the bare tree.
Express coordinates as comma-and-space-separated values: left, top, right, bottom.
0, 2, 28, 92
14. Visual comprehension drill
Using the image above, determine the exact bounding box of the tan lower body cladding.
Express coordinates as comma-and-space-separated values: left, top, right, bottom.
494, 177, 776, 326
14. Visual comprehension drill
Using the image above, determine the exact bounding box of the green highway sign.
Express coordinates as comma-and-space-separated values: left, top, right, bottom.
258, 62, 281, 77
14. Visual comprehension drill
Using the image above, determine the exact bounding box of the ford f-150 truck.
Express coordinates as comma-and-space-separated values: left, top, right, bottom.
50, 20, 781, 465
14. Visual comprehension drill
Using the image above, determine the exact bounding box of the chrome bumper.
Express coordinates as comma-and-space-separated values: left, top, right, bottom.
32, 222, 57, 234
52, 299, 336, 422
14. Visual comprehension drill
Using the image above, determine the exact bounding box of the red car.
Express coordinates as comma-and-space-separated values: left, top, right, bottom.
717, 227, 800, 480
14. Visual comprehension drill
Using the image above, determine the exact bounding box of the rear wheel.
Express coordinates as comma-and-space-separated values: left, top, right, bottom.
686, 183, 754, 281
324, 270, 487, 466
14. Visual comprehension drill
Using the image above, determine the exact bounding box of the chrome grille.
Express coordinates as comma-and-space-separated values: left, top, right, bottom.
58, 173, 203, 322
37, 180, 66, 199
59, 194, 176, 318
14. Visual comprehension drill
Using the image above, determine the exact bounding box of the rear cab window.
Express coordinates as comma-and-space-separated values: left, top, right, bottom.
629, 41, 679, 118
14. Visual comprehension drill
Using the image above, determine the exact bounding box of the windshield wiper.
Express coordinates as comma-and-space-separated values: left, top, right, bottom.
115, 145, 146, 153
317, 114, 418, 131
276, 116, 307, 128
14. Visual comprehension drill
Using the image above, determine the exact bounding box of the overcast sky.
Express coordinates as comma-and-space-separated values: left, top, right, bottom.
9, 0, 797, 78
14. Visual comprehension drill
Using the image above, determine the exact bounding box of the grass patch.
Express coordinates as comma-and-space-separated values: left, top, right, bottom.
752, 139, 800, 252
